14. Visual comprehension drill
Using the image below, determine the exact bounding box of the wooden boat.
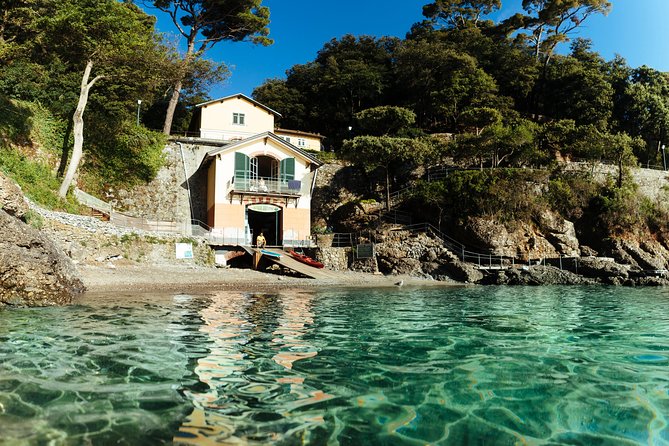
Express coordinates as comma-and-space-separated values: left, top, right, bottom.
260, 249, 281, 258
288, 250, 324, 269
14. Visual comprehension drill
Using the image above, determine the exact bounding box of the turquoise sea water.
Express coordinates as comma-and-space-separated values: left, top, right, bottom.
1, 286, 669, 445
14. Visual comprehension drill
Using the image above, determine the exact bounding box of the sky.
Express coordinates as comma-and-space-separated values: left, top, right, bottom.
146, 0, 669, 99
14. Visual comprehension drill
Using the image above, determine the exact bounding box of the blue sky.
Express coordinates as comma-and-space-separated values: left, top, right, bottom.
147, 0, 669, 99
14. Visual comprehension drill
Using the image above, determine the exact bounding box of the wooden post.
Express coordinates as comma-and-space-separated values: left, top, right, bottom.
253, 251, 262, 270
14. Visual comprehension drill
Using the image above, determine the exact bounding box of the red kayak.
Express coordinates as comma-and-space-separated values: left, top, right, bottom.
288, 250, 324, 269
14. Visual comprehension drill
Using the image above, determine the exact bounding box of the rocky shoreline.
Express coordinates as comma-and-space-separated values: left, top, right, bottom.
371, 228, 669, 287
0, 174, 84, 307
2, 169, 669, 308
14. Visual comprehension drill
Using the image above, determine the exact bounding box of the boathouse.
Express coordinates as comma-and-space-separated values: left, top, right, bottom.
190, 94, 324, 247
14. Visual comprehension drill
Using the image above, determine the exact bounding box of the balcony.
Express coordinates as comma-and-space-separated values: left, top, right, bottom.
232, 176, 302, 196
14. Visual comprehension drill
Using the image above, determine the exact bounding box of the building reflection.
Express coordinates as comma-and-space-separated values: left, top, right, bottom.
174, 290, 328, 445
271, 292, 333, 415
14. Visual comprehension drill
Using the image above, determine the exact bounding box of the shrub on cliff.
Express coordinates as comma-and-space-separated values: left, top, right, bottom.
410, 169, 549, 226
587, 183, 669, 239
545, 171, 601, 221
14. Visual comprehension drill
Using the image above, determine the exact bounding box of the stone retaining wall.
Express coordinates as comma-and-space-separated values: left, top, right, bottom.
316, 247, 351, 271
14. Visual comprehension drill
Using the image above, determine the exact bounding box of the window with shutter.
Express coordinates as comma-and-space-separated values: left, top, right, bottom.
279, 157, 295, 182
234, 152, 250, 183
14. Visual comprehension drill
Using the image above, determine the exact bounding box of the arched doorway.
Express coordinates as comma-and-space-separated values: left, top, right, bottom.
247, 204, 282, 247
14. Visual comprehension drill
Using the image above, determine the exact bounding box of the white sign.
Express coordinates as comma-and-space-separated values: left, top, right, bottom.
175, 243, 194, 259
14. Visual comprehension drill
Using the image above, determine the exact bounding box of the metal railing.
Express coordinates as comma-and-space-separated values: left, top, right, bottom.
233, 175, 301, 195
332, 233, 356, 247
378, 209, 413, 225
74, 188, 112, 214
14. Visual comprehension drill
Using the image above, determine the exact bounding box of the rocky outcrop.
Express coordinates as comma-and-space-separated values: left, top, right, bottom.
311, 162, 372, 231
605, 238, 669, 271
423, 259, 484, 283
368, 226, 669, 286
1, 173, 29, 219
0, 175, 84, 307
537, 211, 580, 257
576, 257, 631, 285
483, 265, 596, 286
374, 230, 474, 283
466, 213, 580, 260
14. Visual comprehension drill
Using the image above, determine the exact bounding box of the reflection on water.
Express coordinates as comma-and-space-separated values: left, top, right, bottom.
1, 287, 669, 445
175, 291, 331, 445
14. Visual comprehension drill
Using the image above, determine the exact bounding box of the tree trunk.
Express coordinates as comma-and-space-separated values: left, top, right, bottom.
385, 167, 391, 211
163, 34, 196, 135
58, 60, 102, 198
162, 77, 183, 135
534, 26, 544, 61
57, 109, 75, 177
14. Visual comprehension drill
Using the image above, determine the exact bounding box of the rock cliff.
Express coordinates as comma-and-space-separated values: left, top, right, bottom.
0, 174, 84, 307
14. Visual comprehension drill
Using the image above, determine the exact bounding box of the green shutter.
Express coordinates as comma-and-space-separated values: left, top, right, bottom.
235, 152, 250, 179
280, 157, 295, 181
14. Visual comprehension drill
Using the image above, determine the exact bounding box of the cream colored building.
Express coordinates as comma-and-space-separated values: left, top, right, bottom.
194, 94, 324, 151
192, 95, 324, 247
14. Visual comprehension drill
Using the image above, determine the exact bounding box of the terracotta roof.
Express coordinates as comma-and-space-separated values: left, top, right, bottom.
195, 93, 282, 117
274, 128, 325, 139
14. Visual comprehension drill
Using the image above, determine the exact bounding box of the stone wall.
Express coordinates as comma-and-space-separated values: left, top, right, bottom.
567, 163, 669, 201
316, 247, 351, 271
113, 142, 212, 226
35, 204, 215, 267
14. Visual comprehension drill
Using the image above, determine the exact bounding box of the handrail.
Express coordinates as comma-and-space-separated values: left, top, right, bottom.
74, 188, 112, 214
233, 175, 301, 195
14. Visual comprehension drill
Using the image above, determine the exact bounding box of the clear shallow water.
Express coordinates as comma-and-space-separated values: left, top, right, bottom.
1, 287, 669, 445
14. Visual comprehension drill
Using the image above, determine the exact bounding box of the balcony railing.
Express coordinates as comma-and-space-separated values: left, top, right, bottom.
233, 176, 302, 195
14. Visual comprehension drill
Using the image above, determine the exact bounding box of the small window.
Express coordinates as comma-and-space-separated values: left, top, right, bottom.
233, 113, 245, 125
297, 138, 306, 147
282, 136, 291, 143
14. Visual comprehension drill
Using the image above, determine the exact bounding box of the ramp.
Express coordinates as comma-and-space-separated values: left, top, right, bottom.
240, 246, 338, 280
264, 249, 340, 280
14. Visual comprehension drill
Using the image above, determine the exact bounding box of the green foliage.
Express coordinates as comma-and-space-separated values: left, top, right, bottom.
544, 54, 614, 129
24, 209, 44, 229
0, 146, 80, 212
342, 135, 435, 171
423, 0, 501, 29
120, 232, 141, 244
394, 40, 500, 131
503, 0, 611, 63
589, 184, 646, 236
354, 106, 416, 137
81, 122, 167, 193
253, 78, 305, 129
305, 149, 337, 164
545, 171, 601, 220
412, 169, 549, 224
256, 34, 398, 143
151, 0, 271, 133
452, 118, 541, 167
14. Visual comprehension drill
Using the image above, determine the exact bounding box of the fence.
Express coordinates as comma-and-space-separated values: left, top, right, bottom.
233, 176, 302, 195
74, 188, 112, 214
110, 214, 186, 234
